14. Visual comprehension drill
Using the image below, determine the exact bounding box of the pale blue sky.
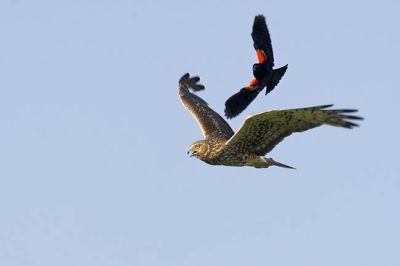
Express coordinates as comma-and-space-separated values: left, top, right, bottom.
0, 0, 399, 265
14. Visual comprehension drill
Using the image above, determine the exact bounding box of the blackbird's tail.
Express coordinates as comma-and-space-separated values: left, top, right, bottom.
266, 64, 288, 94
224, 87, 262, 119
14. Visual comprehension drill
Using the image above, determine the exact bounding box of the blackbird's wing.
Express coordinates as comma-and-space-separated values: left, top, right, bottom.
224, 77, 268, 119
252, 14, 274, 65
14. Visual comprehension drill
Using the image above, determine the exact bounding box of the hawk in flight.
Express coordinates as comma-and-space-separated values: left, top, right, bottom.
224, 15, 288, 118
179, 73, 362, 169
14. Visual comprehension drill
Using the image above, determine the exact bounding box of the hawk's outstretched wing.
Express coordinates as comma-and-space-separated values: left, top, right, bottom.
179, 73, 234, 139
224, 105, 363, 156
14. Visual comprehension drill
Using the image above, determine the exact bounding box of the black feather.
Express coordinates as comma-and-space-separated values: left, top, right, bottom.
266, 64, 288, 94
252, 15, 274, 63
224, 88, 262, 119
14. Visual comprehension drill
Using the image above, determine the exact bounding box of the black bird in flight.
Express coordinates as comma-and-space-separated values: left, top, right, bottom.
224, 15, 288, 119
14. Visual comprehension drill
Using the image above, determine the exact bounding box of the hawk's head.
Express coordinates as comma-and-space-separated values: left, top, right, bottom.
187, 140, 209, 159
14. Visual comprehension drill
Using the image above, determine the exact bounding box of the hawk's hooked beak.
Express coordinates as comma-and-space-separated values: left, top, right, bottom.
187, 151, 195, 157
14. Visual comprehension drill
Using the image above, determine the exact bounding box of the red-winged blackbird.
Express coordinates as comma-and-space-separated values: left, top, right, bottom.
224, 15, 288, 119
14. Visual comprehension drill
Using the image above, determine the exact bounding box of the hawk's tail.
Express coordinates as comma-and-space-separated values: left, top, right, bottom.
266, 157, 295, 169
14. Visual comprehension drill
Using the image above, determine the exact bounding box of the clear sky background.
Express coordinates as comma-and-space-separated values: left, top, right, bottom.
0, 0, 399, 265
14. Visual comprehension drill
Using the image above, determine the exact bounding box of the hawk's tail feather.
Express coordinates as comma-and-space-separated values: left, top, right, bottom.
267, 158, 296, 169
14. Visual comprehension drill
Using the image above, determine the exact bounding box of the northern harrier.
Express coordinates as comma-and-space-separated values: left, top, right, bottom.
179, 73, 362, 169
224, 15, 288, 118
